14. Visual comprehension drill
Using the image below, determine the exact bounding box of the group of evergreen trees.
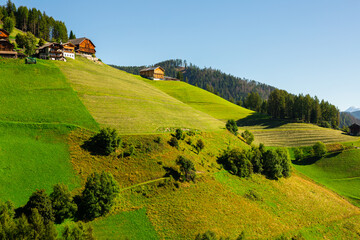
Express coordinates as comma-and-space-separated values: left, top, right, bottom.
0, 172, 119, 239
244, 90, 340, 128
0, 0, 73, 43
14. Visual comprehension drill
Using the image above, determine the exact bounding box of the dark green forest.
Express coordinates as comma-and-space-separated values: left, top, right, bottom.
0, 0, 71, 42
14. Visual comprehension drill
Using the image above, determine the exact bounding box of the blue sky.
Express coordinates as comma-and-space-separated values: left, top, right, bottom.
7, 0, 360, 110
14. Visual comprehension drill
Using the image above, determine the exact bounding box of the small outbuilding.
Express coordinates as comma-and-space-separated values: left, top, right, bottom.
140, 66, 165, 80
349, 123, 360, 136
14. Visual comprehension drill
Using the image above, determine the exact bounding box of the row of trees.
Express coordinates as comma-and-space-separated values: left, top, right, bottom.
0, 172, 119, 239
0, 0, 73, 42
244, 90, 340, 128
111, 59, 276, 103
218, 144, 291, 180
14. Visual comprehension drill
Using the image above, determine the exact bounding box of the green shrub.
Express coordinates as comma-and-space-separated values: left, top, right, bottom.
175, 128, 185, 140
241, 130, 254, 145
154, 136, 162, 144
293, 147, 304, 161
196, 139, 205, 153
169, 137, 179, 148
218, 148, 253, 178
84, 127, 121, 156
50, 184, 77, 224
262, 148, 291, 179
62, 221, 95, 240
226, 119, 238, 135
22, 189, 54, 224
313, 141, 327, 158
176, 156, 196, 182
78, 172, 120, 220
249, 146, 263, 173
187, 130, 196, 136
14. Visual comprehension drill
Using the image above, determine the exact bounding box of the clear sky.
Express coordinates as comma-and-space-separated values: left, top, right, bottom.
6, 0, 360, 111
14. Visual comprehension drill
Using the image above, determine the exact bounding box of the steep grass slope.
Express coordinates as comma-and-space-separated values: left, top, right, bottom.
55, 58, 224, 134
239, 119, 357, 147
0, 59, 97, 206
0, 59, 98, 129
294, 149, 360, 207
145, 80, 253, 121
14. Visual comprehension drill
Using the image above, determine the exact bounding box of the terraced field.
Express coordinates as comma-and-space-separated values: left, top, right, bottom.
239, 121, 358, 147
55, 58, 224, 134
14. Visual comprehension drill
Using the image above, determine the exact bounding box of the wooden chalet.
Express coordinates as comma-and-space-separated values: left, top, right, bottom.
349, 123, 360, 136
0, 29, 10, 39
140, 66, 165, 80
37, 43, 65, 61
69, 37, 96, 56
62, 42, 75, 59
0, 29, 17, 58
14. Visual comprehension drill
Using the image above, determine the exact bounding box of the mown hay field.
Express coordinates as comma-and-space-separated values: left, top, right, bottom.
55, 58, 225, 134
146, 80, 253, 121
239, 121, 358, 147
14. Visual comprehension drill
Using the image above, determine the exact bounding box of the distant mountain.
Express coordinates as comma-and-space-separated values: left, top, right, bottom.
110, 59, 276, 103
344, 106, 360, 113
349, 110, 360, 120
340, 112, 360, 128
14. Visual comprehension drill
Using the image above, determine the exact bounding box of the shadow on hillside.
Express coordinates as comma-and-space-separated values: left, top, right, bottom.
292, 152, 342, 166
236, 113, 291, 129
163, 166, 180, 181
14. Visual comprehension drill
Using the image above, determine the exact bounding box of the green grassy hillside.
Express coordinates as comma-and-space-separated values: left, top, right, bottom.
2, 57, 360, 239
145, 80, 253, 121
0, 59, 98, 130
0, 58, 97, 206
55, 58, 225, 134
239, 119, 357, 147
294, 149, 360, 207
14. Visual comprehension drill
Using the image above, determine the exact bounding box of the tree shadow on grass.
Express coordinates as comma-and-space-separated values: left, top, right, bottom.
163, 166, 180, 181
292, 152, 342, 166
236, 113, 292, 129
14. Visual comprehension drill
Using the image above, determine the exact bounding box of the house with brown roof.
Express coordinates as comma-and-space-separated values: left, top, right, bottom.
37, 43, 65, 61
140, 66, 165, 80
69, 37, 96, 56
0, 29, 17, 58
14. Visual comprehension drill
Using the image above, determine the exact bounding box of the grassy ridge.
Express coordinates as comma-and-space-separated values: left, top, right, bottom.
0, 59, 98, 130
294, 149, 360, 207
55, 58, 224, 134
0, 123, 80, 206
239, 120, 357, 147
146, 80, 253, 121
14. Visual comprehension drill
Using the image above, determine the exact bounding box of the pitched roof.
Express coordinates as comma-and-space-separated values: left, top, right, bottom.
0, 29, 10, 36
140, 66, 165, 72
69, 37, 96, 47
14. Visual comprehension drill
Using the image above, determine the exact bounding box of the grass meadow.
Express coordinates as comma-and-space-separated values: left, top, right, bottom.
146, 80, 254, 121
0, 123, 80, 206
0, 58, 98, 130
92, 208, 158, 240
294, 149, 360, 207
55, 58, 225, 134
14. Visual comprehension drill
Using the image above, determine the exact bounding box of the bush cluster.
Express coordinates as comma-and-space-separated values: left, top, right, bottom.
0, 172, 118, 238
218, 144, 291, 180
84, 128, 121, 156
176, 156, 196, 182
241, 130, 254, 145
293, 141, 328, 161
226, 119, 238, 135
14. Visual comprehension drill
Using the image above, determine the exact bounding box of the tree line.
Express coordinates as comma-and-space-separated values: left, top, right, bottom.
110, 59, 276, 103
0, 0, 72, 43
244, 90, 340, 128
